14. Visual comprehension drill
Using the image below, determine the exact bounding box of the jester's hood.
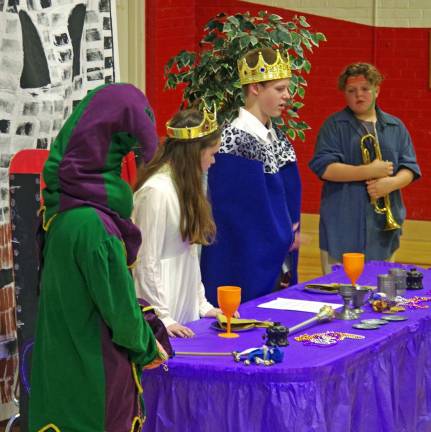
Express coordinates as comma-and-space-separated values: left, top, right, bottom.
42, 83, 158, 265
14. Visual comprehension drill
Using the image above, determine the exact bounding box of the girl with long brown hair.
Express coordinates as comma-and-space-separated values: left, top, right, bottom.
133, 108, 222, 338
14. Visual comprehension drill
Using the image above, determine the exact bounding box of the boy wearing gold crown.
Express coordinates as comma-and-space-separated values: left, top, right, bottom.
133, 108, 225, 338
309, 63, 420, 274
201, 47, 301, 303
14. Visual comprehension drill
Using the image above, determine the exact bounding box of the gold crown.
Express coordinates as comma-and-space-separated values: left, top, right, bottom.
238, 49, 292, 85
166, 104, 218, 140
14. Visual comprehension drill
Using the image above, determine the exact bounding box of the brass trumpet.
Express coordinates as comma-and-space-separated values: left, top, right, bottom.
360, 133, 401, 231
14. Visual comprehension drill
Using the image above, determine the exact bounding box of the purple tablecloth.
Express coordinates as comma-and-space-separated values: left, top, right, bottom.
142, 262, 431, 432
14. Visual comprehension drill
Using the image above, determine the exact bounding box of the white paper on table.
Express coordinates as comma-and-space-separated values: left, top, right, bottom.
257, 297, 343, 313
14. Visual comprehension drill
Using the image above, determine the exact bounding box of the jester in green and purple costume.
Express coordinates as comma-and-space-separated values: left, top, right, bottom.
29, 83, 160, 432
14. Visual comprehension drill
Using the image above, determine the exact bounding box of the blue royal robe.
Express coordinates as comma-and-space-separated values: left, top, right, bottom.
201, 127, 301, 305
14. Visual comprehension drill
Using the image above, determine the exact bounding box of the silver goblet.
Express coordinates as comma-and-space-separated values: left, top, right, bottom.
352, 286, 371, 314
336, 284, 359, 320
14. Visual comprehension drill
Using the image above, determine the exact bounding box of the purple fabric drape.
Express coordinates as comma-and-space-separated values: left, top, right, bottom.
142, 262, 431, 432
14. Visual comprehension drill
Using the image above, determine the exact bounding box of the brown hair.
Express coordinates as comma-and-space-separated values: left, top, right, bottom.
134, 109, 221, 245
338, 63, 383, 90
243, 47, 277, 69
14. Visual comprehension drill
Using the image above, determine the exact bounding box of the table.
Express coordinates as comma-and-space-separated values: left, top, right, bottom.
142, 262, 431, 432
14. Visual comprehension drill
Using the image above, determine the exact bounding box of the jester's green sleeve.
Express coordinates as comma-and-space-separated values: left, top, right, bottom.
82, 236, 159, 366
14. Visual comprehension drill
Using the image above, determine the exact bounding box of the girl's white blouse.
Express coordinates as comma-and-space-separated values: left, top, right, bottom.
132, 170, 214, 327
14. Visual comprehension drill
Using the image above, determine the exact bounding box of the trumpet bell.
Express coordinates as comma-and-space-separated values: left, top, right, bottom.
383, 207, 401, 231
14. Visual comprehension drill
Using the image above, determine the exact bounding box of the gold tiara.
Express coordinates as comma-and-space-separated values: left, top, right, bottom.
238, 49, 292, 85
166, 104, 218, 140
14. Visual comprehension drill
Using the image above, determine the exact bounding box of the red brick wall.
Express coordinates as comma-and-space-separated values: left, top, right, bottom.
146, 0, 197, 136
146, 1, 431, 220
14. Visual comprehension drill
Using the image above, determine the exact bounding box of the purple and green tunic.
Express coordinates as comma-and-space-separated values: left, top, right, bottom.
29, 83, 159, 432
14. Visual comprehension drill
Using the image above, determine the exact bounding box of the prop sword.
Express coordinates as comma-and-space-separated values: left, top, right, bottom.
174, 305, 335, 358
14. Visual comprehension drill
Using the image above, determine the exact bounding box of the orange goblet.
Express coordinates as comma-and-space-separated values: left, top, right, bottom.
217, 286, 241, 338
343, 253, 365, 287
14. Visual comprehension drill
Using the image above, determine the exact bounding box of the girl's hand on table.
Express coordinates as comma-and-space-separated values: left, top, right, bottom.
167, 323, 195, 338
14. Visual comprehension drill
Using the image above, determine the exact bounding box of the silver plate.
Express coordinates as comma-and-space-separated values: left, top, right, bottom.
381, 315, 408, 322
352, 323, 380, 330
361, 319, 388, 325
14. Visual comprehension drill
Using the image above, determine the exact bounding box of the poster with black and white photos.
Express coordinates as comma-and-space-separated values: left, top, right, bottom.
0, 0, 119, 223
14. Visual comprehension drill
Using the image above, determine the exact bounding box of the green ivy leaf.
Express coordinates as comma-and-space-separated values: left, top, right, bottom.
287, 109, 299, 118
280, 124, 288, 135
291, 32, 301, 46
288, 119, 298, 128
297, 130, 305, 141
223, 22, 232, 33
294, 45, 304, 56
178, 51, 194, 68
290, 74, 299, 84
299, 16, 310, 27
297, 75, 307, 85
239, 35, 251, 49
272, 116, 283, 125
256, 23, 270, 32
278, 30, 292, 44
300, 29, 312, 39
287, 128, 296, 140
316, 32, 327, 41
165, 74, 177, 89
269, 14, 282, 23
293, 57, 304, 69
257, 32, 271, 42
296, 120, 310, 130
206, 20, 217, 30
297, 86, 305, 98
250, 35, 258, 46
293, 101, 304, 109
228, 16, 240, 27
310, 33, 320, 47
242, 20, 256, 31
204, 32, 217, 43
214, 38, 225, 50
301, 38, 313, 52
271, 30, 281, 44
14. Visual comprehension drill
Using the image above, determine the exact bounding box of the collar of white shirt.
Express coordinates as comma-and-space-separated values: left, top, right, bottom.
231, 107, 279, 144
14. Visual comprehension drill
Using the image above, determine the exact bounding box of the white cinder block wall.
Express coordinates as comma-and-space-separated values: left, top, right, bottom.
244, 0, 431, 27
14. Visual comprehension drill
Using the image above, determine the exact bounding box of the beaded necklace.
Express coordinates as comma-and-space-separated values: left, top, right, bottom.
395, 295, 431, 309
294, 331, 365, 347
